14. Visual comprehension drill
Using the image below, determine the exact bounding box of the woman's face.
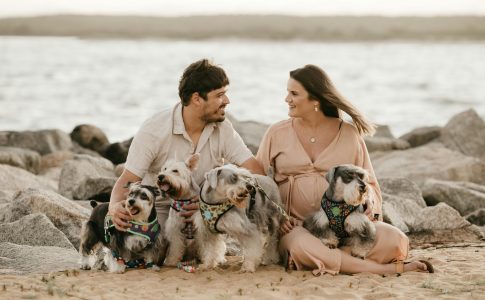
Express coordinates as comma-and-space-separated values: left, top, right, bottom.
285, 77, 318, 118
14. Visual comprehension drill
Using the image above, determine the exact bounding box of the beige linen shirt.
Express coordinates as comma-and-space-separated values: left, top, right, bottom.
125, 103, 253, 186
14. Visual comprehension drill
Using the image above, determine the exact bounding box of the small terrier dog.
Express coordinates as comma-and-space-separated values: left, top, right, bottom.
157, 153, 200, 266
196, 164, 282, 272
79, 182, 166, 273
303, 164, 376, 258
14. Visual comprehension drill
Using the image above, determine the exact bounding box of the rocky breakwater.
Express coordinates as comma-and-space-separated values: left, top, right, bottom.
0, 109, 484, 274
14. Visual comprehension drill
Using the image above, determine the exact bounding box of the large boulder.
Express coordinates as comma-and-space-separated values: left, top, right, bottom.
374, 125, 394, 138
364, 136, 410, 153
0, 164, 57, 193
371, 142, 485, 186
440, 109, 485, 161
0, 189, 90, 249
0, 146, 41, 174
379, 177, 426, 207
58, 155, 116, 200
422, 179, 485, 216
0, 242, 79, 275
399, 126, 441, 148
0, 213, 74, 249
0, 129, 72, 155
227, 114, 269, 155
70, 124, 110, 153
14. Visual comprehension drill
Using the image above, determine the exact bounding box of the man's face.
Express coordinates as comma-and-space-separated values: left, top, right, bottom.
201, 86, 230, 123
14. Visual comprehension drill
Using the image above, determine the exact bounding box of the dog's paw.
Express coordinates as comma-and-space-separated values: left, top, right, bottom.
198, 262, 216, 271
321, 237, 339, 249
164, 257, 180, 267
240, 261, 256, 273
150, 264, 161, 271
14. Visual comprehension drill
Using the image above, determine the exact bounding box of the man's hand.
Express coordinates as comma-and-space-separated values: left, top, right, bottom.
108, 201, 132, 231
279, 217, 302, 235
180, 201, 199, 223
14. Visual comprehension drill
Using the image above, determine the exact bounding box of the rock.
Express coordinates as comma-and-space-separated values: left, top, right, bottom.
440, 109, 485, 161
371, 142, 485, 186
58, 155, 116, 200
71, 141, 102, 157
399, 126, 441, 147
0, 242, 79, 275
364, 136, 410, 153
70, 124, 110, 153
0, 165, 57, 193
114, 163, 125, 177
415, 202, 470, 230
379, 177, 426, 208
0, 189, 90, 249
382, 194, 422, 233
0, 190, 13, 205
0, 146, 41, 174
0, 129, 72, 155
231, 119, 269, 155
409, 226, 483, 246
382, 201, 410, 233
374, 125, 394, 138
100, 137, 133, 164
0, 213, 74, 249
465, 208, 485, 226
422, 179, 485, 215
40, 151, 74, 170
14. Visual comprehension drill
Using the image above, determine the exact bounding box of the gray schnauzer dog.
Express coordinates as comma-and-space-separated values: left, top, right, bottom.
79, 182, 167, 273
157, 153, 200, 266
195, 164, 282, 272
303, 164, 376, 259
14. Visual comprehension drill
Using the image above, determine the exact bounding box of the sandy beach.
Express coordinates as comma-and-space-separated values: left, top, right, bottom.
1, 242, 483, 300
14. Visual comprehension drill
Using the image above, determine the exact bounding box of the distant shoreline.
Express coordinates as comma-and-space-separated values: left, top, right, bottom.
0, 15, 484, 41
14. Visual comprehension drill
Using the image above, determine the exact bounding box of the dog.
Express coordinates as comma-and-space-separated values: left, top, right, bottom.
195, 164, 282, 272
303, 164, 376, 258
157, 153, 200, 266
79, 181, 167, 273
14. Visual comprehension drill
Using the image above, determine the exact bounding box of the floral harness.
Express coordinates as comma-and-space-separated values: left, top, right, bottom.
321, 193, 361, 239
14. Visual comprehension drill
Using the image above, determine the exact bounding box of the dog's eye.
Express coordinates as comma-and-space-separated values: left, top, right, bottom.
341, 176, 352, 184
172, 169, 179, 173
230, 174, 238, 183
140, 193, 148, 200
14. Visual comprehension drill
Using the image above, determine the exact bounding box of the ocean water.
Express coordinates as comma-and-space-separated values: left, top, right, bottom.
0, 36, 484, 142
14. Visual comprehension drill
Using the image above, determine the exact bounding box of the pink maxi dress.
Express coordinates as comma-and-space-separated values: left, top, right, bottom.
256, 118, 409, 275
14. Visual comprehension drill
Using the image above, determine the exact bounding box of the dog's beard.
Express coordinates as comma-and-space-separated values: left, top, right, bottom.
226, 186, 250, 208
343, 181, 367, 206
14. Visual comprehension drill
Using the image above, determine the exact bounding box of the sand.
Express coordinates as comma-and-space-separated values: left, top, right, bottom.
1, 242, 484, 300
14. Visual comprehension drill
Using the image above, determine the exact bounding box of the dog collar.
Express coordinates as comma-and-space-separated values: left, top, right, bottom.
170, 199, 194, 212
199, 189, 235, 234
321, 193, 360, 239
104, 215, 161, 244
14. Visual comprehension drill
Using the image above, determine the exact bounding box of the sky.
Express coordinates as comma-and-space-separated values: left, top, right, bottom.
1, 0, 485, 17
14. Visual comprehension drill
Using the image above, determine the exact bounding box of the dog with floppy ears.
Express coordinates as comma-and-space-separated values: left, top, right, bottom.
303, 164, 377, 258
195, 164, 282, 272
79, 182, 167, 273
157, 153, 200, 266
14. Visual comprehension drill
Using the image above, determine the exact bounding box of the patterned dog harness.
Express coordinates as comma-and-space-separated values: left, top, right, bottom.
104, 215, 161, 244
321, 193, 360, 239
170, 198, 196, 239
199, 188, 235, 234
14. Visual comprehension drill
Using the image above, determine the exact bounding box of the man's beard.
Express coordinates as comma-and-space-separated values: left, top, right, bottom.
202, 107, 226, 123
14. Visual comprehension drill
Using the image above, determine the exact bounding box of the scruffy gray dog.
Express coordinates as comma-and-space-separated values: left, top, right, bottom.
303, 164, 376, 258
195, 164, 282, 272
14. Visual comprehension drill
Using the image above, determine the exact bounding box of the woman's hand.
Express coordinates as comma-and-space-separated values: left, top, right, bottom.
180, 201, 199, 223
280, 217, 302, 235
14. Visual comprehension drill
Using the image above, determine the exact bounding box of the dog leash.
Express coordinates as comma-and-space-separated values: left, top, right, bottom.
242, 177, 290, 221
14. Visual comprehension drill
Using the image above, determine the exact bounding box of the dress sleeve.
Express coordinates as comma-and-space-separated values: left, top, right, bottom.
356, 135, 383, 220
256, 127, 273, 176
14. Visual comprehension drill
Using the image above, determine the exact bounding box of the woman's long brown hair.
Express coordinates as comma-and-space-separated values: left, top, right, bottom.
290, 64, 376, 136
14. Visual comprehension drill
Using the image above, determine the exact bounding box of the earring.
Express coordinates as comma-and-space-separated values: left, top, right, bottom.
314, 104, 318, 112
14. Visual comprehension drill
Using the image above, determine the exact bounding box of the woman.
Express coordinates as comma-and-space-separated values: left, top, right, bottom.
256, 64, 431, 275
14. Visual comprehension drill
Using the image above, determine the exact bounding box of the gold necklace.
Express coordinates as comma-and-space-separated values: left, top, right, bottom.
310, 137, 316, 143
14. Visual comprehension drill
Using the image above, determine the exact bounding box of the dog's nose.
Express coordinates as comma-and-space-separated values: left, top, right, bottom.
245, 183, 253, 190
157, 174, 165, 182
128, 199, 135, 206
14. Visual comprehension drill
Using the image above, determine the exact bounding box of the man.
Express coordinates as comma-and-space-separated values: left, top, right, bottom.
109, 59, 263, 230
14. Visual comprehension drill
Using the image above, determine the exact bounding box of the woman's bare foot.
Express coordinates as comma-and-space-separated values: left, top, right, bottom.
389, 260, 433, 275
